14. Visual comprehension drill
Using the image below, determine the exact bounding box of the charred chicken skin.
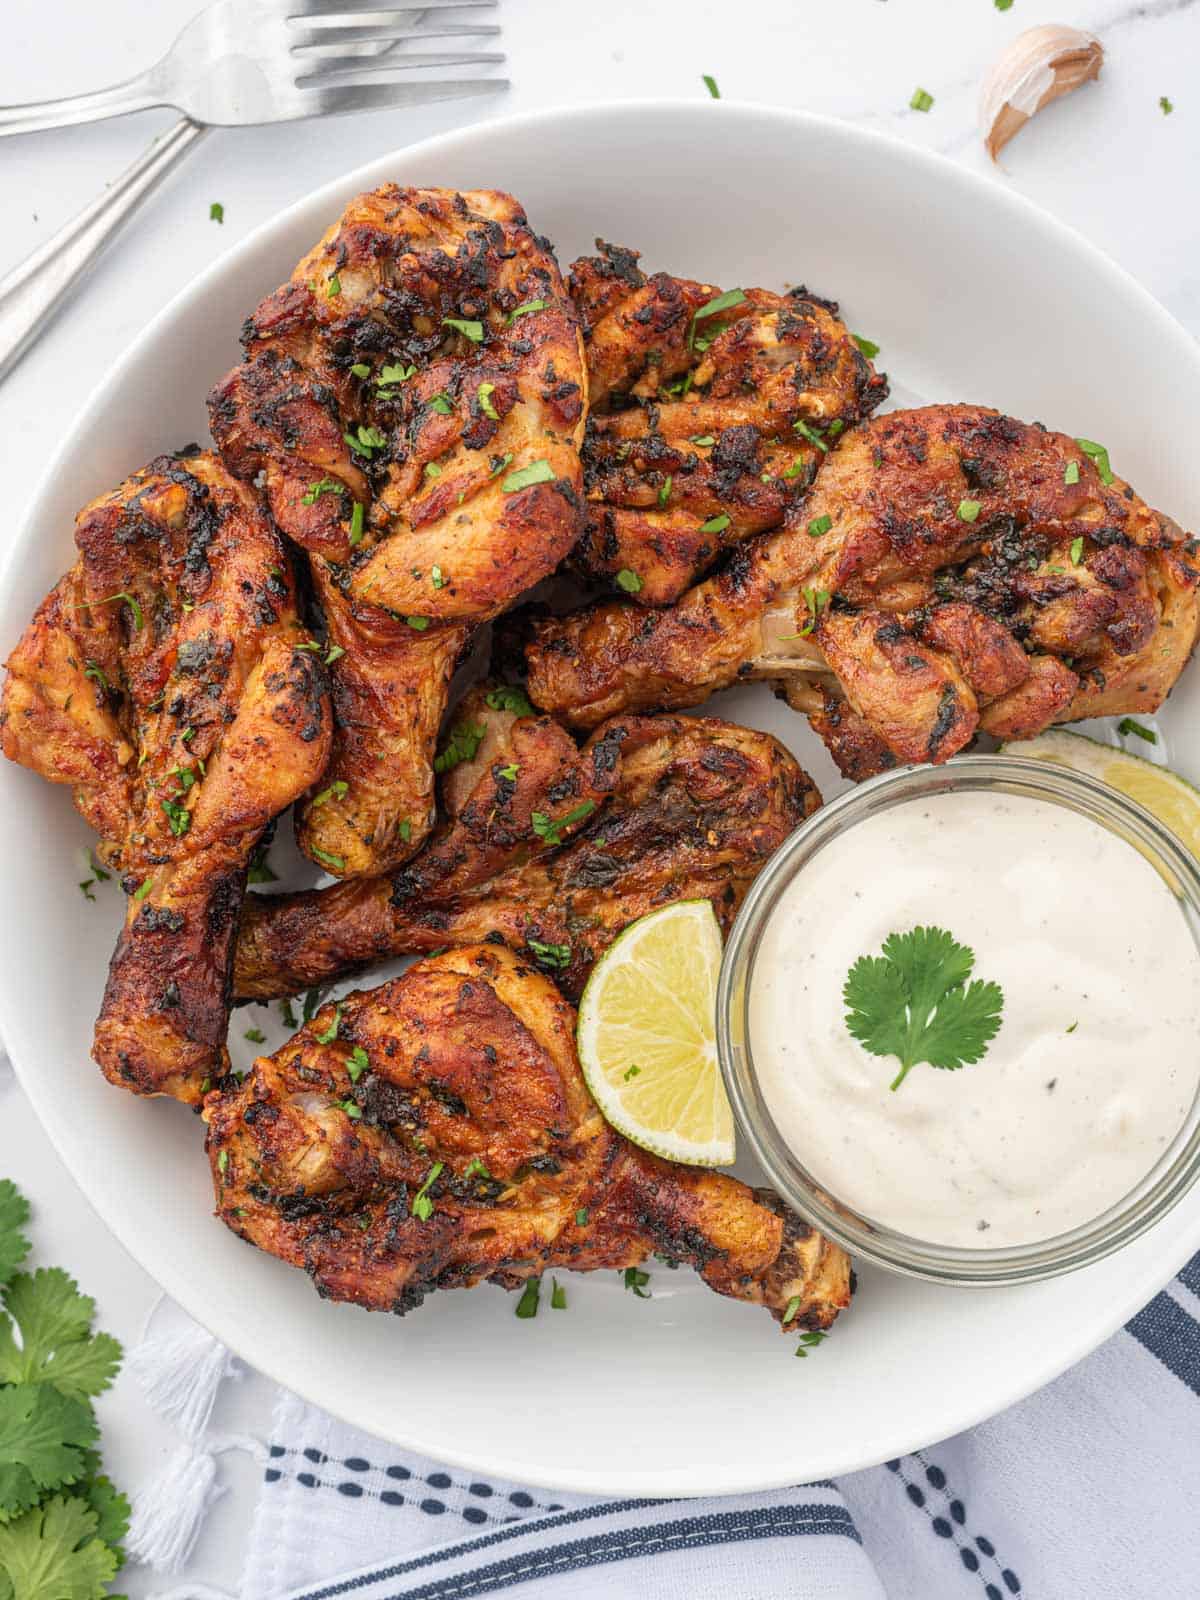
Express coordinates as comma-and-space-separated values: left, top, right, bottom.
234, 690, 819, 1002
209, 185, 587, 879
521, 405, 1200, 777
568, 240, 887, 605
206, 945, 851, 1329
0, 452, 333, 1102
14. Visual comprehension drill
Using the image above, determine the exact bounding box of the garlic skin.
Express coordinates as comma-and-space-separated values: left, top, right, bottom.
979, 25, 1104, 161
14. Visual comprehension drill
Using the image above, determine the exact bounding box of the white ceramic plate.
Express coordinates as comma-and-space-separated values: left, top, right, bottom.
3, 101, 1199, 1497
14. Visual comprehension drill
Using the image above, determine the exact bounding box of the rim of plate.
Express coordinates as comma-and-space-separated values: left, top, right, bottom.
4, 97, 1200, 1494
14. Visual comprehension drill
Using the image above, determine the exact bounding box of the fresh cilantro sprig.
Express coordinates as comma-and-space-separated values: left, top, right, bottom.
0, 1181, 129, 1597
843, 926, 1004, 1091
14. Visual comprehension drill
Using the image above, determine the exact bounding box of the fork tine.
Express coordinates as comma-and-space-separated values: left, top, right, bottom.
291, 22, 500, 49
297, 78, 507, 114
288, 0, 498, 17
298, 50, 505, 79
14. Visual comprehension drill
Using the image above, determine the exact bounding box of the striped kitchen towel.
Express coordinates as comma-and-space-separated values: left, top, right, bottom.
238, 1250, 1200, 1599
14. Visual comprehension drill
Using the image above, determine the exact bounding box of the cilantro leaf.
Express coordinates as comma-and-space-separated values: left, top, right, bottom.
0, 1386, 97, 1518
0, 1493, 118, 1599
843, 925, 1004, 1091
0, 1186, 31, 1289
433, 720, 485, 776
0, 1271, 121, 1401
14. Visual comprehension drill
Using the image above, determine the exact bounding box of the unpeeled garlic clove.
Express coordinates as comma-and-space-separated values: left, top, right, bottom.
979, 25, 1104, 161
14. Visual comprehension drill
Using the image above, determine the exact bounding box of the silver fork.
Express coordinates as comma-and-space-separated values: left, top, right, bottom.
0, 0, 506, 382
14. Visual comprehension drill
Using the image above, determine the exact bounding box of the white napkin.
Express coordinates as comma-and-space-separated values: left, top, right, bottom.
237, 1254, 1200, 1599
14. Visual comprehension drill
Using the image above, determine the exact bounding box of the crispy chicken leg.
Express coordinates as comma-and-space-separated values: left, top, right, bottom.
521, 405, 1200, 776
233, 693, 819, 1002
568, 241, 887, 605
210, 186, 587, 878
1, 452, 333, 1101
205, 945, 851, 1330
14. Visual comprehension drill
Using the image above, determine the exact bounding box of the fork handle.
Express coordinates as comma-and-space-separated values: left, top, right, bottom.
0, 118, 207, 385
0, 74, 161, 138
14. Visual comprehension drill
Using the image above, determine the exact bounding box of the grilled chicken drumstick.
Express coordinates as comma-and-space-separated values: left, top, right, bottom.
234, 691, 820, 1002
210, 185, 587, 880
0, 452, 332, 1101
521, 405, 1200, 778
206, 944, 851, 1330
568, 240, 887, 605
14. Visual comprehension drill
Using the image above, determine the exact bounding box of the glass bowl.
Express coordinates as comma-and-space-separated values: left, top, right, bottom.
716, 754, 1200, 1286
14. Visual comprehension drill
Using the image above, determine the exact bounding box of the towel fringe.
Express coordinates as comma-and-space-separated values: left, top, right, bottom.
128, 1314, 241, 1439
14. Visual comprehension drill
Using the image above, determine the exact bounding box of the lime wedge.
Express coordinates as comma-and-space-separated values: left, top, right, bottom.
576, 900, 734, 1166
1001, 728, 1200, 857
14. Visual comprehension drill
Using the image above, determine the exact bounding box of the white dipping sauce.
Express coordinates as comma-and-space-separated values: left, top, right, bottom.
749, 790, 1200, 1248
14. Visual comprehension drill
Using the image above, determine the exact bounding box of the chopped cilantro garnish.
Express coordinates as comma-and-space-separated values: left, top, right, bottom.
622, 1266, 651, 1298
486, 685, 534, 715
434, 719, 486, 775
312, 779, 349, 808
497, 763, 519, 781
853, 333, 880, 360
463, 1156, 492, 1180
1076, 437, 1114, 485
429, 393, 453, 415
412, 1161, 444, 1220
315, 1004, 343, 1045
794, 419, 829, 453
515, 1278, 541, 1318
508, 299, 547, 323
531, 799, 596, 847
688, 287, 746, 350
339, 1098, 361, 1120
344, 424, 387, 459
795, 1330, 828, 1358
502, 459, 555, 493
527, 938, 571, 970
161, 796, 191, 837
443, 317, 484, 342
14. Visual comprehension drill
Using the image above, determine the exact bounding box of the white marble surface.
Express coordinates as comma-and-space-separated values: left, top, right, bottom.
1, 0, 1198, 1593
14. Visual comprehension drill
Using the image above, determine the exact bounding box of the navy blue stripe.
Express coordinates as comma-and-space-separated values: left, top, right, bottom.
294, 1503, 853, 1600
1175, 1249, 1200, 1300
303, 1506, 860, 1600
293, 1499, 667, 1599
1127, 1288, 1200, 1395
